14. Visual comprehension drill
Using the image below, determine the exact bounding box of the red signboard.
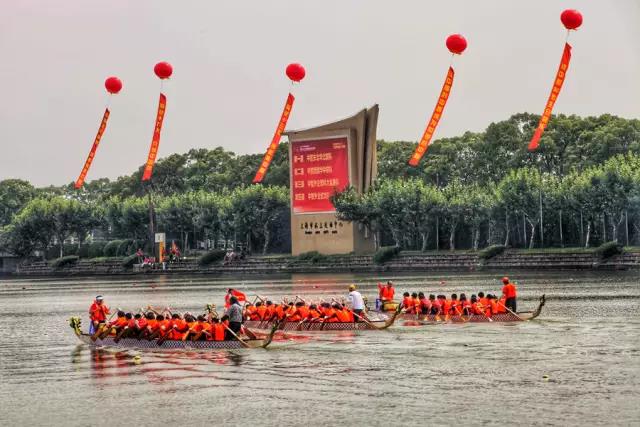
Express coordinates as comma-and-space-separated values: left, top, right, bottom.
291, 137, 349, 214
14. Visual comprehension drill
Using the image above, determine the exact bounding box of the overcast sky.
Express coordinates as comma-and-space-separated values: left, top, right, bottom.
1, 0, 639, 186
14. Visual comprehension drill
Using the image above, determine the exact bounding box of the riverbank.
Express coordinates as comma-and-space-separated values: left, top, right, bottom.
9, 248, 640, 277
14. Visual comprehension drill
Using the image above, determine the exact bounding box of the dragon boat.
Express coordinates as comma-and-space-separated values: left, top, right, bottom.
69, 317, 279, 350
243, 306, 401, 332
391, 294, 546, 324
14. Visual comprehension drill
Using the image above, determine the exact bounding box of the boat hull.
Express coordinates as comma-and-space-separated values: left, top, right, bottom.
244, 320, 386, 332
75, 333, 265, 350
394, 294, 546, 324
397, 312, 534, 323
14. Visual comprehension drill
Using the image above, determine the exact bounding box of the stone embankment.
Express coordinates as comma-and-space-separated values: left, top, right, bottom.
12, 250, 640, 276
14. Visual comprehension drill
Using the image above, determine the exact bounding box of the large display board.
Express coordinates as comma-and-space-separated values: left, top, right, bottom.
291, 137, 349, 214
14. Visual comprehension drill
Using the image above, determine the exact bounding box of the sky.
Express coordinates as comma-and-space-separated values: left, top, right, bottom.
1, 0, 639, 187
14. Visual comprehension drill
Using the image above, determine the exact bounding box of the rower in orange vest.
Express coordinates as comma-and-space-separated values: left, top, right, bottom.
264, 301, 276, 321
307, 304, 321, 320
442, 295, 452, 316
244, 303, 258, 321
321, 303, 339, 323
477, 292, 488, 313
255, 302, 267, 320
487, 295, 499, 316
168, 314, 188, 340
500, 277, 518, 312
470, 295, 483, 315
496, 296, 507, 314
401, 292, 413, 312
450, 294, 462, 315
210, 317, 226, 341
429, 295, 441, 315
459, 293, 471, 315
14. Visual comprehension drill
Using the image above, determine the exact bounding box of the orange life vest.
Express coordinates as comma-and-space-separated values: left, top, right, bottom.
308, 309, 321, 319
336, 309, 351, 322
89, 302, 109, 322
502, 283, 517, 299
443, 299, 452, 315
212, 323, 225, 341
497, 297, 507, 313
256, 306, 267, 320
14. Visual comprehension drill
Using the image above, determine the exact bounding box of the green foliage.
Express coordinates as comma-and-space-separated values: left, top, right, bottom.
103, 240, 123, 257
116, 239, 137, 256
373, 246, 401, 265
2, 114, 639, 259
294, 251, 330, 264
594, 241, 623, 259
0, 179, 37, 227
121, 254, 138, 268
50, 255, 79, 269
87, 241, 106, 258
198, 249, 226, 266
479, 244, 506, 260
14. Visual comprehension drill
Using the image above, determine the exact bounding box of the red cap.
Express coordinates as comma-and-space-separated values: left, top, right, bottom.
502, 277, 509, 283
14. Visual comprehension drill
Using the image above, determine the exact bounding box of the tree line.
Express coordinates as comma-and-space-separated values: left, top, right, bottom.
333, 153, 640, 250
0, 186, 289, 258
0, 112, 638, 258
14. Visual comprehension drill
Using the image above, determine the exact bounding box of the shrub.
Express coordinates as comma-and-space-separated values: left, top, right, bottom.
78, 244, 89, 258
373, 246, 401, 265
198, 249, 226, 266
594, 241, 623, 259
51, 255, 79, 269
121, 254, 138, 268
479, 244, 506, 260
295, 251, 329, 264
103, 240, 123, 257
117, 239, 136, 256
87, 241, 106, 258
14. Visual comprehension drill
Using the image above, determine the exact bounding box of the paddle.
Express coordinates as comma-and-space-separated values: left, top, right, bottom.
477, 308, 493, 323
497, 301, 525, 321
113, 326, 129, 343
222, 323, 250, 348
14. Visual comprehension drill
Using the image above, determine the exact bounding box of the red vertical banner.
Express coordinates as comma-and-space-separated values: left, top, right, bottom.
142, 93, 167, 181
74, 108, 110, 189
408, 67, 455, 166
529, 43, 572, 151
252, 93, 295, 183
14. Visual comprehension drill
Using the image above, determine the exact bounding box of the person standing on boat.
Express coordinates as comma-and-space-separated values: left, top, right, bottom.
223, 296, 243, 340
89, 295, 110, 334
500, 277, 518, 312
378, 281, 395, 302
348, 284, 366, 322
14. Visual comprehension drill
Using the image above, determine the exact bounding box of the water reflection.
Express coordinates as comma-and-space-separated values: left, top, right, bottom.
79, 347, 247, 384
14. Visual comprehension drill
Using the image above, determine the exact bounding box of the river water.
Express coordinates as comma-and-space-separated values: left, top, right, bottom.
0, 270, 638, 426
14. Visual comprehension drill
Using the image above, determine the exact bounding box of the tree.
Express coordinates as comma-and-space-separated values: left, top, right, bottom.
497, 168, 542, 249
229, 185, 289, 254
0, 179, 36, 227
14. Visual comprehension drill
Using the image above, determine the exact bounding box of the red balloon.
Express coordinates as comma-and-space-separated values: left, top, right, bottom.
286, 63, 306, 82
154, 62, 173, 79
104, 76, 122, 94
561, 9, 583, 30
446, 34, 467, 55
